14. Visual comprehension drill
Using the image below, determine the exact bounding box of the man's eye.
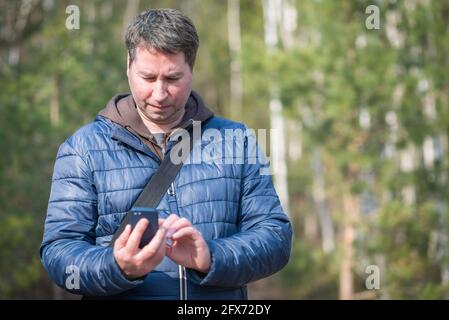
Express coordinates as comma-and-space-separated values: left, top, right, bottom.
166, 77, 180, 81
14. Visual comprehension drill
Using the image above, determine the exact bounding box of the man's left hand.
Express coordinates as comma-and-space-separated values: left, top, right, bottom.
161, 214, 211, 273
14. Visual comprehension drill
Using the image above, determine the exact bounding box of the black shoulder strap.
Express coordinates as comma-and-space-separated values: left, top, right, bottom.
110, 120, 198, 246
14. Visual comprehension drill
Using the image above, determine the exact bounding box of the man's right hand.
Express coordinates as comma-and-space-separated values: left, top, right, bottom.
113, 218, 167, 280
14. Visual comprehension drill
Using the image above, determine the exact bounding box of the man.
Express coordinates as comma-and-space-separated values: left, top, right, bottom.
40, 8, 292, 299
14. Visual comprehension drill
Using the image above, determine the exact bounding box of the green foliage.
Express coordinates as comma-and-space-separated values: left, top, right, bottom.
357, 201, 449, 299
281, 239, 340, 299
274, 0, 449, 299
0, 214, 42, 297
2, 0, 449, 299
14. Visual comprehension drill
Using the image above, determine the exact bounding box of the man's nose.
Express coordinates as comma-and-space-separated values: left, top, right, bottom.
152, 81, 168, 102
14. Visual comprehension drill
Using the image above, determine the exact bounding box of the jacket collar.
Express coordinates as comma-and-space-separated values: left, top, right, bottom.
98, 91, 214, 160
101, 117, 197, 163
106, 119, 161, 162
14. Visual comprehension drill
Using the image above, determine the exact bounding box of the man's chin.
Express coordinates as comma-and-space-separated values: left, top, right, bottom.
143, 106, 171, 118
147, 112, 176, 123
138, 105, 184, 127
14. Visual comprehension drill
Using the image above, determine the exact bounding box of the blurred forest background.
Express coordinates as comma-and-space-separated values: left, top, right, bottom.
1, 0, 449, 299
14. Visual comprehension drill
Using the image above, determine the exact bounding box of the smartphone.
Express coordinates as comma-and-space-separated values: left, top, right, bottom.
128, 207, 161, 249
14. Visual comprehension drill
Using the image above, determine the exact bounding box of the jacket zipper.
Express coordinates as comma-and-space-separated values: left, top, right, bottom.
179, 265, 187, 300
168, 182, 175, 196
167, 183, 188, 300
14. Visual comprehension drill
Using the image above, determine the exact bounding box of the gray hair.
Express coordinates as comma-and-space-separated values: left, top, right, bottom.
125, 8, 199, 69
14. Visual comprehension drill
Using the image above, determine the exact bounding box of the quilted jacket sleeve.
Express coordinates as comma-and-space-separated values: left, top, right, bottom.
40, 137, 143, 296
188, 130, 293, 287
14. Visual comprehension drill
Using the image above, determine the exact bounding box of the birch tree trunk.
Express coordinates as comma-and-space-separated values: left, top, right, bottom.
339, 191, 358, 300
6, 0, 37, 66
262, 0, 290, 215
311, 148, 334, 253
122, 0, 140, 34
50, 72, 60, 126
228, 0, 243, 120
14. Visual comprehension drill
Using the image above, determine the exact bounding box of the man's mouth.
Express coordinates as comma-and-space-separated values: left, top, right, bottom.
148, 104, 170, 109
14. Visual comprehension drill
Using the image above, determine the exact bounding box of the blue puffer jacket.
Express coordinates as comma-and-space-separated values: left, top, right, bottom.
40, 93, 292, 300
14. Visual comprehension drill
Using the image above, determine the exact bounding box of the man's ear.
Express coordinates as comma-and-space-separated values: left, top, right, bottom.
127, 54, 131, 76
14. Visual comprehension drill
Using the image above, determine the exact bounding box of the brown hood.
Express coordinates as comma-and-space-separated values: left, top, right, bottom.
98, 91, 214, 158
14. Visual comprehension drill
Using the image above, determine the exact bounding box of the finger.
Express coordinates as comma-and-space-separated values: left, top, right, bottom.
126, 218, 149, 251
158, 218, 165, 226
114, 224, 131, 250
172, 226, 201, 241
135, 226, 167, 261
163, 215, 185, 240
161, 213, 180, 230
165, 218, 192, 241
167, 217, 192, 235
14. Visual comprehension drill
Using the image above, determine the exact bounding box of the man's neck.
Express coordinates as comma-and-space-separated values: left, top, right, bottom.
138, 108, 185, 134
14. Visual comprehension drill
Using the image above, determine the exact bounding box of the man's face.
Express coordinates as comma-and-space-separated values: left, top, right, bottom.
127, 46, 193, 127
